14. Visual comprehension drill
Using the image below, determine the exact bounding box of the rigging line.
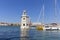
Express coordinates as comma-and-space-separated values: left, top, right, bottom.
37, 0, 45, 24
37, 5, 43, 23
37, 4, 45, 25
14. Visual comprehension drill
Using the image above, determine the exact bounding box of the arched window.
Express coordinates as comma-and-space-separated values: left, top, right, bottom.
23, 24, 25, 26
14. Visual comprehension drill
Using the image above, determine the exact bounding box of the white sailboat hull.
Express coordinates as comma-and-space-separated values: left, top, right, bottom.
44, 26, 60, 31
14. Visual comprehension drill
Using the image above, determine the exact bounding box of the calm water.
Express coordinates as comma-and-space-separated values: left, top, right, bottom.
0, 26, 60, 40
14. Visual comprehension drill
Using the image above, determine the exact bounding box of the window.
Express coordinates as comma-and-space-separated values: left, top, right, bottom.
27, 24, 28, 26
23, 18, 25, 20
23, 24, 25, 26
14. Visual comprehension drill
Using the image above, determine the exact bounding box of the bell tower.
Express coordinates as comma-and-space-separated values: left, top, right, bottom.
21, 10, 30, 29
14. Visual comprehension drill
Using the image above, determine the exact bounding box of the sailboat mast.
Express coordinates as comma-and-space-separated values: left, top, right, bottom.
42, 5, 44, 24
42, 0, 45, 24
54, 0, 57, 23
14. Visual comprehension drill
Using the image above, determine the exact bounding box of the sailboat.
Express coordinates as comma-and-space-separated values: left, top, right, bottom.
45, 0, 59, 31
46, 0, 59, 31
36, 0, 60, 31
36, 5, 44, 31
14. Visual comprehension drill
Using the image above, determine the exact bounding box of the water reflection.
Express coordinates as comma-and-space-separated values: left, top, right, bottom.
20, 29, 29, 40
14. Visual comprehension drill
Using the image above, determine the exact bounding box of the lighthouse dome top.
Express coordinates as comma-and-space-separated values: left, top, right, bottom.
23, 10, 27, 15
21, 10, 29, 18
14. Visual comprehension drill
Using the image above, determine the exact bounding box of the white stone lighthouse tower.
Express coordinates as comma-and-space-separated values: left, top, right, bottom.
21, 10, 30, 29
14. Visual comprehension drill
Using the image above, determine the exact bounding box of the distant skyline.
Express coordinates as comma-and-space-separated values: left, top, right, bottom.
0, 0, 60, 23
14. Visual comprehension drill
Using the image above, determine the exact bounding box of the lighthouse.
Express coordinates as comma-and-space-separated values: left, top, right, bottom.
21, 10, 30, 29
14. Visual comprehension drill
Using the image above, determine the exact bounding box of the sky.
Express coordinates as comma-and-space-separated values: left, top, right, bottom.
0, 0, 60, 24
